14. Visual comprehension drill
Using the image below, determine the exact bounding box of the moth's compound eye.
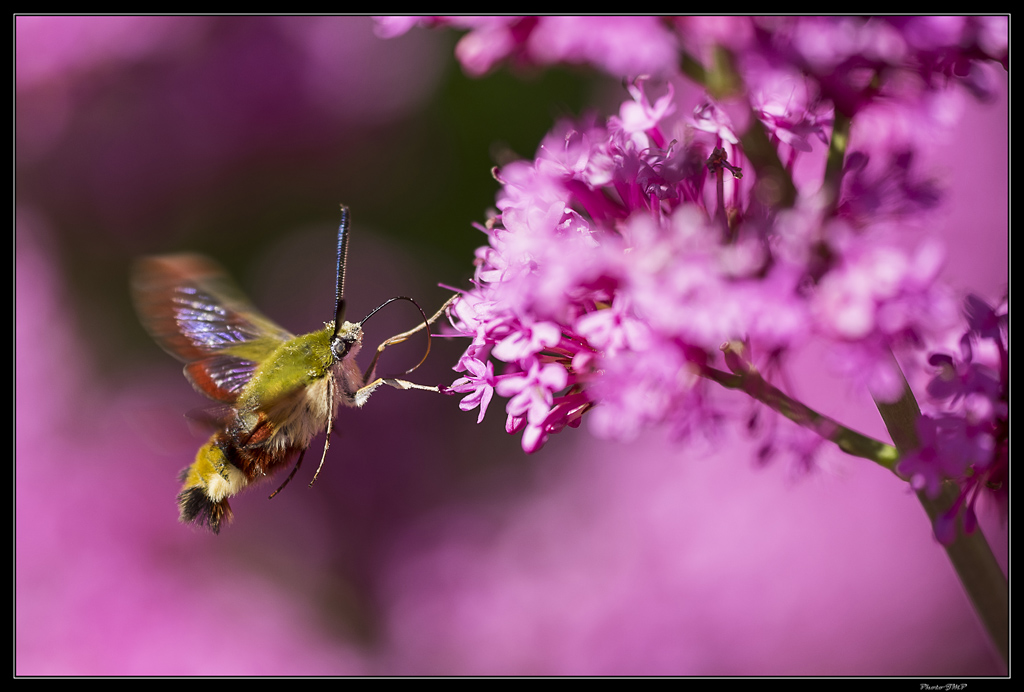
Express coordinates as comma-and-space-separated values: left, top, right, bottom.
331, 335, 357, 360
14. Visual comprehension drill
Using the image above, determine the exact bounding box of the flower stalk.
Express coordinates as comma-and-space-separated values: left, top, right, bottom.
873, 359, 1008, 667
712, 340, 1007, 665
708, 341, 899, 470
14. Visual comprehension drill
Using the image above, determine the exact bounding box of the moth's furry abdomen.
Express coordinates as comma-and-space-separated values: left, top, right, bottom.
177, 485, 232, 535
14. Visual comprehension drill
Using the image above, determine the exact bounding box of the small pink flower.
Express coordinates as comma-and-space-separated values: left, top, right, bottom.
496, 358, 569, 429
447, 357, 497, 424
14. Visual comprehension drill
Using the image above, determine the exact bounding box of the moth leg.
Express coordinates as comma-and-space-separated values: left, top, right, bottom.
362, 294, 458, 383
378, 293, 458, 347
268, 448, 306, 499
382, 378, 440, 393
347, 377, 440, 412
309, 375, 335, 487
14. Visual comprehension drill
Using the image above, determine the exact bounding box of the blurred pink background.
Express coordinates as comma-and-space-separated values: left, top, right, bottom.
15, 17, 1007, 675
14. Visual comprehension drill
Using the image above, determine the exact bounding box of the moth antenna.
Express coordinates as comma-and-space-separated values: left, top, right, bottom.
268, 448, 306, 500
309, 374, 335, 487
331, 205, 350, 342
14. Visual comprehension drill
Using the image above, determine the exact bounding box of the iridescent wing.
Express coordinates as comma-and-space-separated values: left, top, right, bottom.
132, 254, 294, 403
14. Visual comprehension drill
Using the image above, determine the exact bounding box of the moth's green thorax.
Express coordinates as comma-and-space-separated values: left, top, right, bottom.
232, 325, 337, 412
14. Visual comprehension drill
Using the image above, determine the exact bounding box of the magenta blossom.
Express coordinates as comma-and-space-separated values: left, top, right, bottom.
377, 16, 679, 78
440, 78, 962, 458
447, 354, 497, 424
902, 295, 1008, 542
381, 17, 1008, 98
388, 16, 1008, 545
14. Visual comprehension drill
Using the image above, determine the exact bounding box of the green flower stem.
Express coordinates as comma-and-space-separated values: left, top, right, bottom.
873, 358, 1008, 668
822, 110, 851, 213
700, 349, 898, 470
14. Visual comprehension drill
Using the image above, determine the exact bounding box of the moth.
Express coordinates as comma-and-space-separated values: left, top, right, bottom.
132, 206, 454, 533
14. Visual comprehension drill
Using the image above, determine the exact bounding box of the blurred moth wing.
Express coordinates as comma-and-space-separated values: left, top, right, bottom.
132, 207, 452, 534
131, 253, 295, 401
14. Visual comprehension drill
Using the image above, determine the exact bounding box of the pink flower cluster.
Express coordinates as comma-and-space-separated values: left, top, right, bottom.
389, 17, 1007, 524
379, 17, 1008, 107
444, 77, 956, 453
